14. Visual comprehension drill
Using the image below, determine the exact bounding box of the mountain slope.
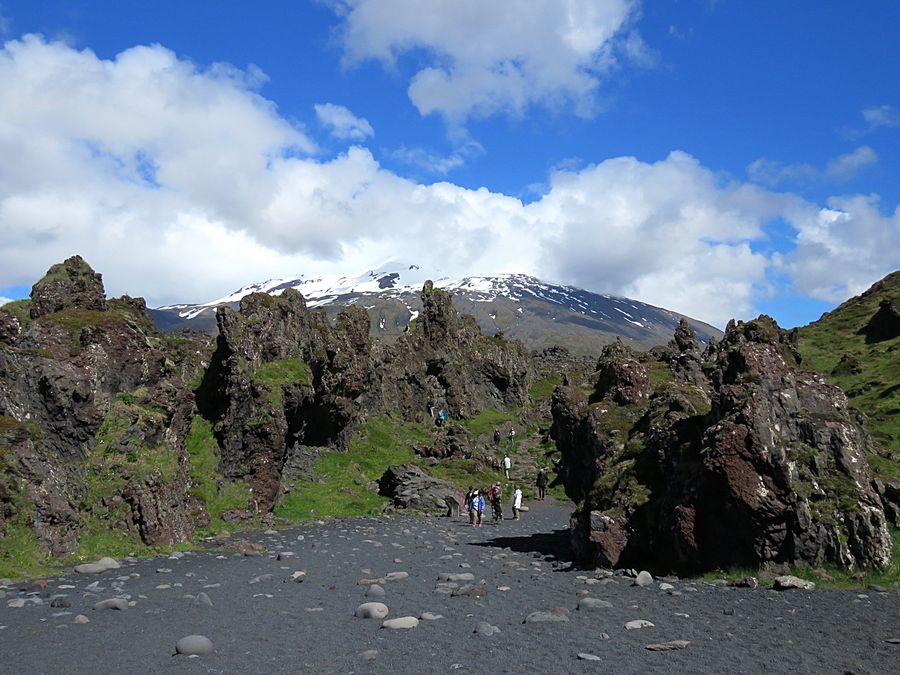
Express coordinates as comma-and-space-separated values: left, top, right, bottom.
798, 270, 900, 456
151, 266, 723, 354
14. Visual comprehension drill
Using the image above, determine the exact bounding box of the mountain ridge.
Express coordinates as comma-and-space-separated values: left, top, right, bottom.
150, 266, 723, 355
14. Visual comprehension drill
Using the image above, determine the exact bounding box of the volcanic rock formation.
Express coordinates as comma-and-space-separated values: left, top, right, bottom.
552, 315, 894, 573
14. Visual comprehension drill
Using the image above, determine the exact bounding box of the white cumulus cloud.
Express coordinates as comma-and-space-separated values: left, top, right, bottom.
327, 0, 643, 123
314, 102, 374, 140
1, 35, 897, 329
775, 195, 900, 303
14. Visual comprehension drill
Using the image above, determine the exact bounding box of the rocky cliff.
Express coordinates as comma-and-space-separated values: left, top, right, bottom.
552, 317, 894, 573
2, 257, 896, 581
0, 257, 212, 562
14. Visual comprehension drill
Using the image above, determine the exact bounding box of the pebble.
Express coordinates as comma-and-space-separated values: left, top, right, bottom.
625, 619, 654, 630
659, 583, 674, 591
773, 576, 815, 591
577, 653, 602, 661
382, 616, 418, 629
439, 572, 474, 582
73, 615, 90, 624
524, 608, 570, 623
578, 597, 614, 611
74, 563, 107, 575
97, 557, 120, 570
385, 571, 409, 581
355, 602, 389, 619
633, 570, 654, 587
420, 612, 444, 620
175, 635, 214, 656
290, 571, 306, 582
359, 650, 379, 661
365, 584, 386, 598
452, 585, 486, 598
94, 598, 128, 611
645, 640, 690, 651
7, 598, 26, 608
475, 621, 501, 636
249, 574, 273, 584
196, 592, 213, 607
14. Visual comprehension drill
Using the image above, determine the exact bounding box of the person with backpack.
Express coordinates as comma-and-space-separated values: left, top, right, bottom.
493, 428, 501, 447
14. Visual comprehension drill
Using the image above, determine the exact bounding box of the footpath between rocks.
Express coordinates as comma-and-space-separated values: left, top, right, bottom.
1, 499, 898, 674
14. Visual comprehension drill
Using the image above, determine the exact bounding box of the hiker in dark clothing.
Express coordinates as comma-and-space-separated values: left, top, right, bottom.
536, 468, 548, 500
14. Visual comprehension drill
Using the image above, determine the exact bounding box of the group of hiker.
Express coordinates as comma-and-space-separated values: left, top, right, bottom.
465, 483, 523, 526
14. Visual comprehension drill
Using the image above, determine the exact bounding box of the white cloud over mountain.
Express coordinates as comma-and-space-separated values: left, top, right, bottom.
0, 35, 897, 328
328, 0, 642, 123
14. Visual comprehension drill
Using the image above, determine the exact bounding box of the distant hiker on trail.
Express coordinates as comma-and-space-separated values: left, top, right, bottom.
536, 468, 548, 500
503, 454, 511, 480
512, 486, 523, 520
434, 408, 446, 429
466, 487, 476, 526
493, 428, 501, 447
507, 427, 516, 448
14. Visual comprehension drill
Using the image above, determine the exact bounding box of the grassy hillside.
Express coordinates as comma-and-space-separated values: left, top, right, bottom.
797, 271, 900, 462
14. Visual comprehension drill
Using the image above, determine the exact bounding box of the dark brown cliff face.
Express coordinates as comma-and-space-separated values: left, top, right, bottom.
0, 259, 209, 557
553, 316, 893, 573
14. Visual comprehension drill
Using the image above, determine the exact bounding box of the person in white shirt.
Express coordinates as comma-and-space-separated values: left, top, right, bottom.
503, 454, 511, 479
512, 486, 523, 520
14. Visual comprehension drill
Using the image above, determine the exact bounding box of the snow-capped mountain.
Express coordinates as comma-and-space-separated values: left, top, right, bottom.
150, 264, 722, 354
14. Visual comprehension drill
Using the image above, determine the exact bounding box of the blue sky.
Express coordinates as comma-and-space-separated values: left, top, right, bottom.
0, 0, 897, 328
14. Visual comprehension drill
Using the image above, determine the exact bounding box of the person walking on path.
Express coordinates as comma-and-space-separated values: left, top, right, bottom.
506, 427, 516, 450
493, 428, 501, 448
466, 487, 476, 526
475, 490, 486, 527
536, 468, 548, 501
490, 483, 503, 522
512, 486, 523, 520
503, 454, 511, 480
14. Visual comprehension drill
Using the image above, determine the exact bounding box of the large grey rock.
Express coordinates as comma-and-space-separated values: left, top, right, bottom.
524, 608, 570, 623
625, 619, 655, 630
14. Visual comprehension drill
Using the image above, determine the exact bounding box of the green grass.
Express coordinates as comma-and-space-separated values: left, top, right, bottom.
252, 358, 312, 407
0, 522, 55, 579
797, 272, 900, 454
529, 375, 562, 402
690, 527, 900, 590
461, 409, 517, 438
184, 416, 252, 531
1, 299, 32, 332
274, 417, 430, 520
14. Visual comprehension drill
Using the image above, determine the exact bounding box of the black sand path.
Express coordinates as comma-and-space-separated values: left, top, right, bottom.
1, 499, 898, 673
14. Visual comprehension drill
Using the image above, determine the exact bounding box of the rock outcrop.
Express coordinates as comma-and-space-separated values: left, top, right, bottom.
553, 316, 894, 573
0, 258, 210, 557
378, 464, 463, 514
